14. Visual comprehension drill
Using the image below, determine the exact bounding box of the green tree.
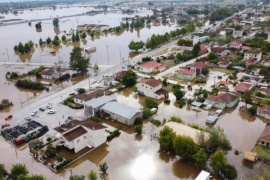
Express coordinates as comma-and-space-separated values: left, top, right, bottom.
210, 150, 227, 174
144, 97, 158, 109
61, 35, 67, 42
173, 135, 199, 160
201, 66, 209, 76
248, 105, 257, 116
176, 53, 183, 61
93, 64, 99, 72
221, 164, 238, 179
87, 170, 97, 180
142, 107, 152, 119
81, 32, 87, 39
39, 38, 43, 46
241, 90, 253, 107
46, 37, 52, 44
69, 47, 90, 73
159, 126, 176, 151
173, 89, 185, 100
99, 162, 108, 174
70, 175, 85, 180
53, 18, 59, 27
122, 70, 137, 87
208, 52, 217, 60
135, 125, 142, 134
192, 148, 207, 168
192, 43, 201, 57
207, 126, 231, 151
77, 88, 86, 94
10, 164, 29, 180
0, 164, 8, 180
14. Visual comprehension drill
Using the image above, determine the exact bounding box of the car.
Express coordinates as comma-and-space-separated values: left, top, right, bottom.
69, 93, 76, 96
31, 110, 38, 116
57, 141, 65, 146
67, 116, 74, 120
39, 107, 45, 111
47, 110, 55, 114
38, 156, 46, 164
5, 115, 13, 120
24, 116, 31, 121
2, 123, 10, 128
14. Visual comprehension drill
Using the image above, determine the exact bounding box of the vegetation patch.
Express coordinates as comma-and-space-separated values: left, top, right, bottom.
253, 145, 270, 160
151, 119, 161, 127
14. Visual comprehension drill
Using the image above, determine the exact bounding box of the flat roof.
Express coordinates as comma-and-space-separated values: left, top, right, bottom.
195, 170, 210, 180
84, 96, 115, 108
206, 115, 218, 124
163, 122, 210, 144
100, 102, 141, 119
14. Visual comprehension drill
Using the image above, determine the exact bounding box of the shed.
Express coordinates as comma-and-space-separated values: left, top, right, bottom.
206, 115, 218, 124
191, 101, 203, 108
195, 170, 210, 180
243, 151, 258, 162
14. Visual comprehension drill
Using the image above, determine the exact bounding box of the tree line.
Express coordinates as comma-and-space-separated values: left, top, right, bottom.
209, 7, 236, 21
14, 41, 34, 54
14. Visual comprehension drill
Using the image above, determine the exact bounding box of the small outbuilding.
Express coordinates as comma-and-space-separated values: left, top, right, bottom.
243, 151, 258, 162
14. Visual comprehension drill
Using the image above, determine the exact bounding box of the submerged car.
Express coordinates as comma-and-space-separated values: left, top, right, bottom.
47, 110, 55, 114
5, 115, 13, 120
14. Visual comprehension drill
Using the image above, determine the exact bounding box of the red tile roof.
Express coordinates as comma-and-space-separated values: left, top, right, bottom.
235, 83, 253, 92
230, 40, 242, 46
178, 69, 194, 75
199, 45, 208, 55
218, 81, 229, 86
63, 126, 87, 142
247, 50, 261, 54
140, 78, 162, 87
259, 123, 270, 142
207, 92, 239, 103
193, 62, 206, 69
241, 46, 251, 51
155, 88, 169, 95
115, 70, 127, 77
258, 88, 270, 95
141, 61, 165, 69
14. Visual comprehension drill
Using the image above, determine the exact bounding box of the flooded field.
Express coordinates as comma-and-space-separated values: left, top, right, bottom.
0, 7, 176, 66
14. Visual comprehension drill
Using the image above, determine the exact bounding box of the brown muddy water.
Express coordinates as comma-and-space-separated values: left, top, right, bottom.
0, 87, 266, 179
0, 7, 175, 66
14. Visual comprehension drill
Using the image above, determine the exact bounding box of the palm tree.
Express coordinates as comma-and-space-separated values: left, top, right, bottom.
88, 170, 97, 180
99, 162, 108, 174
10, 164, 29, 180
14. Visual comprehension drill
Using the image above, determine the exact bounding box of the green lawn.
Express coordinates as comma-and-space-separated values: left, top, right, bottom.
253, 145, 270, 160
211, 67, 234, 74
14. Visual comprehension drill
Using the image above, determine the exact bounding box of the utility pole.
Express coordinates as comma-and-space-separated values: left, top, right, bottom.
58, 50, 63, 90
6, 47, 9, 62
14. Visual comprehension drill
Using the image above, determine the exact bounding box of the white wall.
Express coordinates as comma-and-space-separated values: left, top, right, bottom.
137, 83, 162, 99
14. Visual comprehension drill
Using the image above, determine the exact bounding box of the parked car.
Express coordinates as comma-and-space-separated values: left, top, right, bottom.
2, 123, 10, 128
47, 105, 52, 109
24, 116, 31, 121
69, 93, 76, 96
31, 110, 38, 116
57, 141, 65, 146
39, 107, 45, 111
47, 110, 56, 114
67, 116, 74, 120
5, 115, 13, 120
38, 156, 47, 164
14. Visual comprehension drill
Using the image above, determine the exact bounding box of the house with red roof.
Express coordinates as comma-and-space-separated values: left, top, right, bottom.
258, 87, 270, 96
211, 46, 229, 57
139, 61, 166, 73
177, 69, 196, 81
198, 45, 208, 55
235, 82, 254, 93
229, 40, 242, 49
189, 62, 206, 76
257, 123, 270, 147
205, 92, 239, 109
217, 56, 232, 68
137, 78, 168, 99
218, 81, 230, 87
54, 120, 107, 153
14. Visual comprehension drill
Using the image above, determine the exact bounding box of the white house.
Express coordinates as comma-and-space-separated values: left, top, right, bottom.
244, 50, 262, 62
100, 102, 143, 126
139, 61, 165, 73
193, 36, 209, 46
54, 120, 107, 153
137, 78, 168, 99
257, 105, 270, 120
73, 89, 104, 105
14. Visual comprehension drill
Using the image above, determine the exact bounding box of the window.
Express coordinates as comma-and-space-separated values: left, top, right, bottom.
261, 141, 265, 145
77, 139, 80, 143
84, 136, 87, 139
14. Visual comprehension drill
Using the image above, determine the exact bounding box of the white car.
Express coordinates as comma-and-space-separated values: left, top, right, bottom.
31, 110, 38, 116
47, 110, 56, 114
24, 116, 31, 121
47, 105, 52, 109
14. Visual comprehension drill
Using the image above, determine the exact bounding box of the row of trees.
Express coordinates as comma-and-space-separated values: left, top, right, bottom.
14, 41, 34, 54
15, 79, 46, 90
128, 40, 144, 51
0, 99, 13, 110
209, 7, 235, 21
159, 121, 236, 179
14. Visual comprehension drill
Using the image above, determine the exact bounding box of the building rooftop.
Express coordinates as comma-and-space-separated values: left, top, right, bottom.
63, 126, 87, 142
84, 96, 115, 108
140, 78, 162, 87
100, 102, 141, 119
73, 89, 104, 102
178, 69, 194, 75
140, 61, 165, 69
207, 92, 238, 103
163, 122, 210, 144
259, 123, 270, 142
235, 82, 253, 92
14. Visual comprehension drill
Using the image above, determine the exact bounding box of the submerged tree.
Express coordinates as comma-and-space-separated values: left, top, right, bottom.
99, 162, 108, 174
69, 47, 90, 74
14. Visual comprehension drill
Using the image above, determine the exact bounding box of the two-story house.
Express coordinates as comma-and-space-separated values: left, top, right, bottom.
137, 78, 168, 99
244, 50, 262, 66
